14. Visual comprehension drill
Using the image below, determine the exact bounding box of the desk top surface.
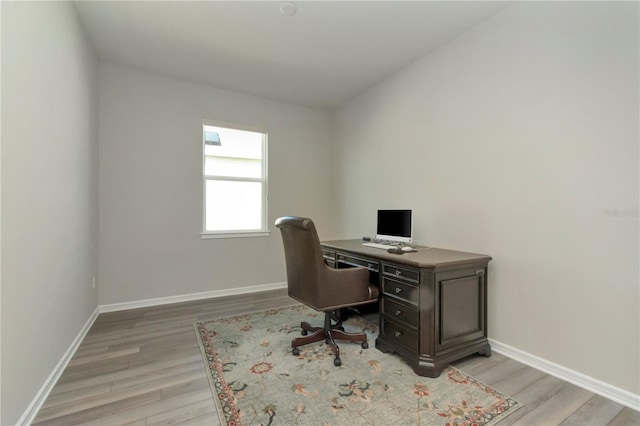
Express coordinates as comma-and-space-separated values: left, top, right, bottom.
321, 239, 492, 268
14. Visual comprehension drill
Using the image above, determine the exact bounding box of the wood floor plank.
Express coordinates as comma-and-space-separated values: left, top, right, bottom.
67, 346, 140, 367
110, 360, 204, 392
102, 334, 198, 359
41, 383, 112, 410
33, 390, 161, 426
607, 407, 640, 426
72, 345, 110, 358
490, 364, 548, 396
494, 375, 569, 425
172, 409, 222, 426
126, 346, 202, 368
121, 419, 147, 426
467, 357, 528, 386
51, 353, 203, 395
452, 352, 507, 377
56, 358, 130, 383
78, 324, 194, 352
88, 318, 192, 341
34, 371, 205, 423
136, 332, 199, 350
560, 394, 625, 426
81, 331, 123, 343
75, 387, 214, 426
159, 377, 210, 400
145, 398, 217, 425
31, 289, 636, 425
104, 326, 195, 351
131, 312, 201, 329
512, 383, 594, 425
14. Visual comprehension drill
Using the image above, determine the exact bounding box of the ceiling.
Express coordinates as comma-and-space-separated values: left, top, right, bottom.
74, 1, 510, 110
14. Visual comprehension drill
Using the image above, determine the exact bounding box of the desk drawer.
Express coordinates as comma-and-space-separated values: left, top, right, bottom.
382, 264, 419, 283
382, 297, 418, 328
382, 277, 419, 306
381, 318, 418, 353
336, 254, 379, 272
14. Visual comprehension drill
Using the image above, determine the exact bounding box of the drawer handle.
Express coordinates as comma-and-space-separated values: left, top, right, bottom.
395, 310, 402, 316
394, 287, 402, 294
394, 331, 402, 337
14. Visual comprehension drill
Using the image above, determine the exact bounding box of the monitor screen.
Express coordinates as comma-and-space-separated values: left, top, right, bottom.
376, 209, 412, 243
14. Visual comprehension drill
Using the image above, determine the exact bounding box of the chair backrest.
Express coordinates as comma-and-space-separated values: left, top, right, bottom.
275, 216, 327, 309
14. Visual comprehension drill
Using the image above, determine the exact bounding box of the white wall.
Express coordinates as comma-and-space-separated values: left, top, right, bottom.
333, 2, 639, 394
1, 1, 99, 423
98, 64, 333, 305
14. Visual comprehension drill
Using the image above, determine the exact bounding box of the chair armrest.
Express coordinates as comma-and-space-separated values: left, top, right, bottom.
322, 266, 376, 307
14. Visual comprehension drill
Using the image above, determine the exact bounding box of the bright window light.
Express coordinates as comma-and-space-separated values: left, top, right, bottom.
202, 121, 268, 237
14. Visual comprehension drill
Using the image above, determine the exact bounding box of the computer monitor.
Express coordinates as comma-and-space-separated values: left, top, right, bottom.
376, 209, 412, 243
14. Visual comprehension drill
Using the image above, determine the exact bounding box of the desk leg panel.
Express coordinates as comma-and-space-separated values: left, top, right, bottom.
376, 335, 491, 378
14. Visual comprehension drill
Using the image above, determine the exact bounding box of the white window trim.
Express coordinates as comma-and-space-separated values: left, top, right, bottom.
201, 119, 269, 239
200, 230, 270, 239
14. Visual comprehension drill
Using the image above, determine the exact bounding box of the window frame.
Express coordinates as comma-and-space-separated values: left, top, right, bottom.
200, 119, 269, 239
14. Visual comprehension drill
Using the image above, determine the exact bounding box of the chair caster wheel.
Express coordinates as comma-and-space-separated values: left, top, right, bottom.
334, 358, 342, 367
361, 342, 369, 349
301, 329, 308, 336
292, 348, 300, 356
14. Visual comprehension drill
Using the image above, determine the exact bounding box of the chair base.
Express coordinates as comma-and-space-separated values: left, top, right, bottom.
291, 311, 369, 366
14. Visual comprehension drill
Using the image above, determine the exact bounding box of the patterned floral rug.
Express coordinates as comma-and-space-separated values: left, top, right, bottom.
194, 305, 519, 426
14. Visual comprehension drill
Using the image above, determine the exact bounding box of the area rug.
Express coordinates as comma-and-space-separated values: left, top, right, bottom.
194, 305, 519, 426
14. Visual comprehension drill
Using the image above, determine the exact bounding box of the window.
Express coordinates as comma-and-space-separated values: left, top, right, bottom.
202, 120, 268, 238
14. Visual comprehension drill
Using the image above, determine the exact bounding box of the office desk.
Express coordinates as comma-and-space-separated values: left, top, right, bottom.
321, 239, 492, 378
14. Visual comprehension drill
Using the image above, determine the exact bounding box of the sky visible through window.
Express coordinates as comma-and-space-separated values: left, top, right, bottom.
204, 124, 266, 232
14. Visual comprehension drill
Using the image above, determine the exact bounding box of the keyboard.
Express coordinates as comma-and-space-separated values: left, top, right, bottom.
362, 242, 397, 250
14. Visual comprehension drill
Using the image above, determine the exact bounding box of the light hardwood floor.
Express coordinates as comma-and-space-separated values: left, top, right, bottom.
33, 289, 638, 425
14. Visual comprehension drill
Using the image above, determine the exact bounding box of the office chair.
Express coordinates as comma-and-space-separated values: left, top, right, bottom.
275, 216, 379, 366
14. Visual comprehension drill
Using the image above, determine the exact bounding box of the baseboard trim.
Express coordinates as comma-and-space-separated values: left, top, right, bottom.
98, 282, 288, 313
489, 338, 640, 412
17, 307, 100, 426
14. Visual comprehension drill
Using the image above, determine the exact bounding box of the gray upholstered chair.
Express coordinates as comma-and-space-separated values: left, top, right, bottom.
275, 216, 379, 366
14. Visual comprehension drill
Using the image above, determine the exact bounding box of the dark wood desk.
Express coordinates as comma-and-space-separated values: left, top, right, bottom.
321, 239, 492, 378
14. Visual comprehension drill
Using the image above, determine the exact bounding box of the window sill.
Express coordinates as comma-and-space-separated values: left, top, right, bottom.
200, 231, 270, 239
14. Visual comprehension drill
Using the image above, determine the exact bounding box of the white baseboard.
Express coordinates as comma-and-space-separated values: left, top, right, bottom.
489, 338, 640, 412
17, 307, 100, 426
98, 282, 288, 313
